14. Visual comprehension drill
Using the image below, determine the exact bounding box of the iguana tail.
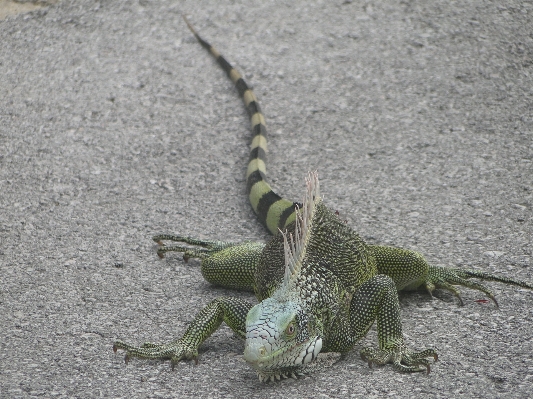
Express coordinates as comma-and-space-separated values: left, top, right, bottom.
183, 16, 298, 235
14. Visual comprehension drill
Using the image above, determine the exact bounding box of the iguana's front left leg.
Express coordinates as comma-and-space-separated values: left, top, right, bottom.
153, 234, 265, 292
114, 296, 253, 368
348, 275, 438, 373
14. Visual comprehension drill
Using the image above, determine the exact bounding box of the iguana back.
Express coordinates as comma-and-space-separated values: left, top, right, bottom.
255, 199, 378, 301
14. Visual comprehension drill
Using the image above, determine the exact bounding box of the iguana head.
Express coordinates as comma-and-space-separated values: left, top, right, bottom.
243, 297, 322, 381
244, 172, 324, 382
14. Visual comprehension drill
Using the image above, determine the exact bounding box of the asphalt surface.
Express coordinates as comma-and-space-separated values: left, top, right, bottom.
1, 1, 532, 398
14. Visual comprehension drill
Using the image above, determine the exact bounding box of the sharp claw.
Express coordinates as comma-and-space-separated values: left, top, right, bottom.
434, 353, 438, 362
124, 354, 130, 364
113, 345, 117, 353
490, 295, 499, 308
194, 358, 198, 365
157, 251, 165, 259
171, 360, 176, 371
183, 255, 189, 262
426, 364, 430, 375
368, 360, 373, 369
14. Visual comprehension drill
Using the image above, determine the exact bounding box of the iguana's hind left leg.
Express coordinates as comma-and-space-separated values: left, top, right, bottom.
370, 245, 533, 306
424, 265, 533, 307
153, 234, 265, 292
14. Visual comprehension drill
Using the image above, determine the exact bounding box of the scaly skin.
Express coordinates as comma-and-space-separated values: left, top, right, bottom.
113, 17, 533, 382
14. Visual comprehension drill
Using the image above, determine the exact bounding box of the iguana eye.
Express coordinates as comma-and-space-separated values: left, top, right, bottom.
285, 322, 296, 336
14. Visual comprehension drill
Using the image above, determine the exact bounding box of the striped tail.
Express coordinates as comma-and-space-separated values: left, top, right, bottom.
183, 16, 299, 235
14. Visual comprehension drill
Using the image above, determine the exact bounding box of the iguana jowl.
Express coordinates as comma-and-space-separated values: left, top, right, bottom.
113, 17, 533, 382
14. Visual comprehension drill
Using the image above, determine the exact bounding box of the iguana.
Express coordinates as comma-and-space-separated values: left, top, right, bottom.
113, 16, 533, 382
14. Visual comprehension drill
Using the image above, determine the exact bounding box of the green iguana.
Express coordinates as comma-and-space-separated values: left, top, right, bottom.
113, 16, 533, 382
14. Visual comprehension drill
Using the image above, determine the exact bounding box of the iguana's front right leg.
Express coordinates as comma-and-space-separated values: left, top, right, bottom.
153, 234, 265, 292
114, 296, 253, 368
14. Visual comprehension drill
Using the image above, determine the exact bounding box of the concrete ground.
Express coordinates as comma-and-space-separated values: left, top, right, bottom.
1, 0, 532, 398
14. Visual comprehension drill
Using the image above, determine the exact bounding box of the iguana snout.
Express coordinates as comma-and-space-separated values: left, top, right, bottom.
243, 298, 323, 382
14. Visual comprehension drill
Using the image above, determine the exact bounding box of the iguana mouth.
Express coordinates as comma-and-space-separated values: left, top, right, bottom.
244, 336, 323, 382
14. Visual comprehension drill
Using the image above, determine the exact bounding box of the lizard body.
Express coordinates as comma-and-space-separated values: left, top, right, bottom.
113, 17, 533, 382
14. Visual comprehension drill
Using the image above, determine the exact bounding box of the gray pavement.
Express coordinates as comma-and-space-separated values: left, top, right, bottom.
1, 0, 532, 398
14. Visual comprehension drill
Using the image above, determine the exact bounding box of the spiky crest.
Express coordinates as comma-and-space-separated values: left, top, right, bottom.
277, 171, 320, 295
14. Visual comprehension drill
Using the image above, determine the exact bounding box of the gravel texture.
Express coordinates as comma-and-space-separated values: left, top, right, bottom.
1, 1, 532, 398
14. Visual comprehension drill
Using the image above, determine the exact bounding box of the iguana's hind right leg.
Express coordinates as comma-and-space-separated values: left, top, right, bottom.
153, 234, 265, 292
153, 234, 234, 260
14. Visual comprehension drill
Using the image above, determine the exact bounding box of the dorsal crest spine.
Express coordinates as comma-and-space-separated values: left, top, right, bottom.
279, 171, 320, 289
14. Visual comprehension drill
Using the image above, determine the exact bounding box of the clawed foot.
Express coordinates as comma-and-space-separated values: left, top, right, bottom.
113, 339, 198, 369
152, 234, 235, 260
426, 266, 501, 307
426, 265, 533, 308
360, 344, 438, 374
